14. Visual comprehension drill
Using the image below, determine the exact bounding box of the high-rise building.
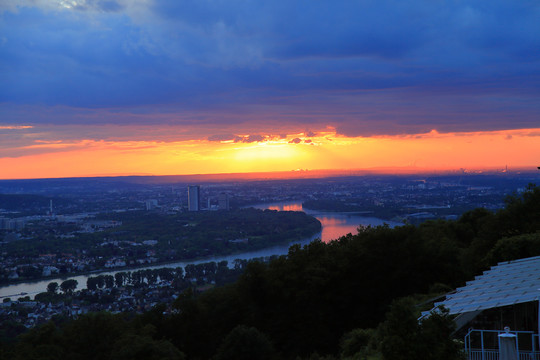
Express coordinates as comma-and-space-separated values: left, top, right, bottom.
218, 193, 230, 211
145, 199, 158, 211
188, 185, 200, 211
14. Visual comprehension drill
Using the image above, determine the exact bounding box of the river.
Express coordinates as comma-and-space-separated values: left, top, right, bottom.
0, 202, 401, 300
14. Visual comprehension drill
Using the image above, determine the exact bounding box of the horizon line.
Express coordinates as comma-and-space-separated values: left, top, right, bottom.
1, 166, 538, 183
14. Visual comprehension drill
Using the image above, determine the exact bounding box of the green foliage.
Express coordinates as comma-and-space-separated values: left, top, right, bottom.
214, 325, 277, 360
459, 185, 540, 272
377, 299, 462, 360
340, 328, 376, 359
61, 312, 128, 358
4, 311, 186, 360
0, 318, 27, 345
377, 298, 421, 360
111, 332, 185, 360
46, 282, 58, 294
94, 208, 321, 259
60, 279, 78, 294
12, 322, 64, 360
487, 233, 540, 263
499, 184, 540, 236
419, 308, 464, 360
34, 291, 62, 304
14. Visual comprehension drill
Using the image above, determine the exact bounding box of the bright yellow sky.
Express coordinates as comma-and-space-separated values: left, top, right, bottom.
1, 128, 539, 179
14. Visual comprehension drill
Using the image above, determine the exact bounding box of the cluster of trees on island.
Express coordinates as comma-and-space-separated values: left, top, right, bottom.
94, 208, 322, 258
1, 186, 539, 359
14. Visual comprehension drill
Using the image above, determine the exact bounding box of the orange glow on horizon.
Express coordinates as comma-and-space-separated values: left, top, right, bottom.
1, 128, 539, 180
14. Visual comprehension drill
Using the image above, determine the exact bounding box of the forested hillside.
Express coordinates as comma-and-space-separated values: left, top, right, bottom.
2, 186, 539, 360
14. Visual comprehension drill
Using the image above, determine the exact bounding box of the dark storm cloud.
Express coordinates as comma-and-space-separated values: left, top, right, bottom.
1, 0, 539, 136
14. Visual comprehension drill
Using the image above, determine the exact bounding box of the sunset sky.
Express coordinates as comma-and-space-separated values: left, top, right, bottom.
1, 0, 539, 179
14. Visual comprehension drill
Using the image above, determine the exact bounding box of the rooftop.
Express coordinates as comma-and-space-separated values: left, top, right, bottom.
435, 256, 540, 314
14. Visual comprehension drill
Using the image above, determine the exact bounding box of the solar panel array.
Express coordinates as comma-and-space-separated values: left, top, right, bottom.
435, 255, 540, 315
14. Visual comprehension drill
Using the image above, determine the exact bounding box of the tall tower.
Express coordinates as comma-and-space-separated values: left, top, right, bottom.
188, 185, 200, 211
218, 193, 230, 211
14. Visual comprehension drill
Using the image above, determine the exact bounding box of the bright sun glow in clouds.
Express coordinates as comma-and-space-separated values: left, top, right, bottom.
0, 127, 538, 179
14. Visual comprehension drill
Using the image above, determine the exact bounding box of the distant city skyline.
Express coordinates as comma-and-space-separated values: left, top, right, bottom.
1, 1, 539, 179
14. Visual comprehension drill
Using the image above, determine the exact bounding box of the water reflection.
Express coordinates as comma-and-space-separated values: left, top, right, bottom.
266, 204, 303, 212
317, 217, 347, 226
252, 201, 399, 243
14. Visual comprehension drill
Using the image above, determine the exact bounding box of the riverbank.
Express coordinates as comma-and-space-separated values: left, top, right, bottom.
0, 232, 322, 300
0, 226, 322, 289
0, 207, 321, 288
0, 202, 399, 299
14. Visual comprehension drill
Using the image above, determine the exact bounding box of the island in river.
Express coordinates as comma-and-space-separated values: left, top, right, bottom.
0, 208, 321, 286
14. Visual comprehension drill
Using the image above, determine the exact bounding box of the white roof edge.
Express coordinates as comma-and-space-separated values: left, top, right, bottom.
435, 255, 540, 315
497, 255, 540, 266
